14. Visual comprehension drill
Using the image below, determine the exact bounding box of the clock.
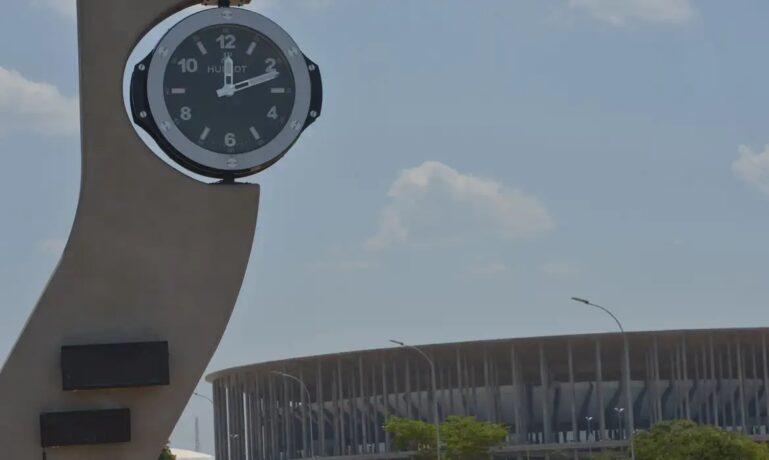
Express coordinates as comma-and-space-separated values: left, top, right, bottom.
130, 6, 322, 179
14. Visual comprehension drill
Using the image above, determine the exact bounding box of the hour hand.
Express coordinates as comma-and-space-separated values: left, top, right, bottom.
223, 53, 234, 88
216, 54, 236, 97
217, 71, 279, 97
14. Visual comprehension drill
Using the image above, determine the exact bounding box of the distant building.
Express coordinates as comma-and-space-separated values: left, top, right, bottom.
207, 328, 769, 460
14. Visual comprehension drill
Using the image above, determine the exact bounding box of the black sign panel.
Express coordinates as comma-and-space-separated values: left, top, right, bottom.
61, 341, 169, 390
40, 409, 131, 447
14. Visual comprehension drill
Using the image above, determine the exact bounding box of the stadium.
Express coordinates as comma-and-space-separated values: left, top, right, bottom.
206, 328, 769, 459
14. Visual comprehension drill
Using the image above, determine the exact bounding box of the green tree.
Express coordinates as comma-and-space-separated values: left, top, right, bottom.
633, 420, 769, 460
384, 416, 436, 459
158, 443, 176, 460
440, 416, 507, 460
384, 415, 508, 460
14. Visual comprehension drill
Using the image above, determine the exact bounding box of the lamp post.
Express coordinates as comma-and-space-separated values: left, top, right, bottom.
390, 340, 441, 460
193, 392, 214, 405
272, 371, 316, 458
193, 392, 242, 460
572, 297, 635, 460
585, 416, 593, 457
614, 407, 624, 441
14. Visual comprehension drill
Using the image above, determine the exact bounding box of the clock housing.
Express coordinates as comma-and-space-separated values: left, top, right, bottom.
131, 7, 322, 179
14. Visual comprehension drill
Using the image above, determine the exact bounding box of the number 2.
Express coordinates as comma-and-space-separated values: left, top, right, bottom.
265, 58, 277, 73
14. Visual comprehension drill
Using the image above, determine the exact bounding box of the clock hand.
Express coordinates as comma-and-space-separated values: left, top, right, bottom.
217, 71, 279, 97
223, 53, 234, 88
217, 53, 236, 97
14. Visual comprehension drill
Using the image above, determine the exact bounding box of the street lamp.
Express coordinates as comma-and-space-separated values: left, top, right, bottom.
272, 371, 316, 458
585, 416, 593, 457
193, 392, 214, 405
390, 340, 441, 460
194, 392, 243, 460
572, 297, 635, 460
614, 407, 625, 441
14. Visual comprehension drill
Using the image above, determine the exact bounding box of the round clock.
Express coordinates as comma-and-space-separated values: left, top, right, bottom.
130, 6, 322, 179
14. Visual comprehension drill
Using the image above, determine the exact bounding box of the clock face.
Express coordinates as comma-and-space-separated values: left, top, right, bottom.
142, 8, 316, 178
164, 25, 296, 155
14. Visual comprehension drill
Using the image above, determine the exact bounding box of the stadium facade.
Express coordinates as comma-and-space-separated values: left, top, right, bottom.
206, 328, 769, 459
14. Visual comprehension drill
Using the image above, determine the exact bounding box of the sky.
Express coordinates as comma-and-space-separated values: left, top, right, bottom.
2, 0, 769, 454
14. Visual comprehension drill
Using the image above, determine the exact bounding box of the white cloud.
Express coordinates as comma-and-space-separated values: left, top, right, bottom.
733, 145, 769, 198
366, 161, 554, 251
30, 0, 76, 18
567, 0, 694, 26
0, 67, 79, 137
38, 237, 66, 257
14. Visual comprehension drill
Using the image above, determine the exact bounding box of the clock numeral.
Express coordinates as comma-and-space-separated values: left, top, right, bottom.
177, 58, 198, 73
225, 132, 237, 148
265, 58, 277, 73
217, 34, 237, 50
267, 106, 279, 120
180, 107, 192, 121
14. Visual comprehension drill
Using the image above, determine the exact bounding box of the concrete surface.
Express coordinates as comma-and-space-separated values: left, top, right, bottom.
0, 1, 259, 458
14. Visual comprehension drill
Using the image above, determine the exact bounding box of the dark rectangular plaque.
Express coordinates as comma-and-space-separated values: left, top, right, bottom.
40, 408, 131, 447
61, 341, 169, 390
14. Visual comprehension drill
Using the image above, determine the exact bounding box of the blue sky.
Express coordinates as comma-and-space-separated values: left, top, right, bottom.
3, 0, 769, 453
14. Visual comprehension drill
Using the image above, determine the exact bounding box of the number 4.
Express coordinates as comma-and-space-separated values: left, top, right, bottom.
267, 106, 278, 120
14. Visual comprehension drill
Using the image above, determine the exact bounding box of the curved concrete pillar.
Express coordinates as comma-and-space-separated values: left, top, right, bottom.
0, 1, 259, 458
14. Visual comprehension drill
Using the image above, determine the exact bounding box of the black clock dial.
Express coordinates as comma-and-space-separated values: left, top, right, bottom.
163, 24, 296, 155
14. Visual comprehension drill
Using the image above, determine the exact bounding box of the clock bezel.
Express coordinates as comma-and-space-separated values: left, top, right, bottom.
145, 7, 312, 176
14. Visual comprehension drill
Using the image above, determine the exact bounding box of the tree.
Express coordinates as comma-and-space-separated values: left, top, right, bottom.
440, 416, 508, 460
384, 416, 436, 459
158, 443, 177, 460
384, 415, 507, 460
633, 420, 769, 460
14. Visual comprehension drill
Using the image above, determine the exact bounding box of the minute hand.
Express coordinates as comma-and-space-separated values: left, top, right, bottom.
217, 71, 279, 97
